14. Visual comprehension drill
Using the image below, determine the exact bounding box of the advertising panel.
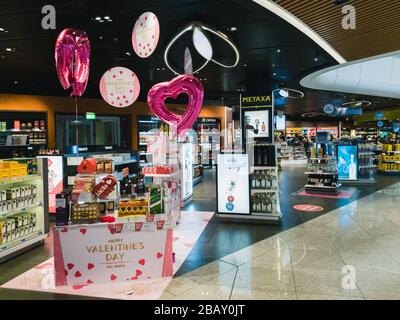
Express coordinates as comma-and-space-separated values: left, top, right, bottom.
217, 154, 250, 215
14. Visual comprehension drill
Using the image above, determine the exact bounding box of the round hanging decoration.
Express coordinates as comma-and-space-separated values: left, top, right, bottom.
131, 12, 160, 58
293, 204, 324, 212
377, 120, 384, 128
99, 67, 140, 108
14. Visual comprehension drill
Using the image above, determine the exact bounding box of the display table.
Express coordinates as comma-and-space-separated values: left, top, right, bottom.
54, 220, 174, 286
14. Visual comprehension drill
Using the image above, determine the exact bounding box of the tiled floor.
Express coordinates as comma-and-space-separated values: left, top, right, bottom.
164, 181, 400, 300
1, 167, 400, 299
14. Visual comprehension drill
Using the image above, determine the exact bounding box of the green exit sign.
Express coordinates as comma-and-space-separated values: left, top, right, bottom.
86, 112, 96, 120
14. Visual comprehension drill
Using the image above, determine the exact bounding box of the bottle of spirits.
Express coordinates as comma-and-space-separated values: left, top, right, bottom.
349, 154, 357, 180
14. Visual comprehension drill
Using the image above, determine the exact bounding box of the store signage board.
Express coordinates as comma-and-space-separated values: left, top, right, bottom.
337, 145, 359, 181
54, 224, 172, 286
216, 154, 250, 215
131, 12, 160, 58
86, 112, 96, 120
241, 94, 272, 107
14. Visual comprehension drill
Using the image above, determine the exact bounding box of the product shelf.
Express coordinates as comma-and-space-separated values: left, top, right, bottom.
0, 202, 42, 218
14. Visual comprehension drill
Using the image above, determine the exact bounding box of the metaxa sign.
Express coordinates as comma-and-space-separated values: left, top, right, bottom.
241, 94, 272, 107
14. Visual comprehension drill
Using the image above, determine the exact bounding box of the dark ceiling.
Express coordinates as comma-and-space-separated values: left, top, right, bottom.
0, 0, 399, 118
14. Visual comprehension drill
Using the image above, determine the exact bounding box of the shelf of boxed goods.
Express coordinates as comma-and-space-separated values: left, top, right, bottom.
304, 158, 341, 194
0, 158, 48, 262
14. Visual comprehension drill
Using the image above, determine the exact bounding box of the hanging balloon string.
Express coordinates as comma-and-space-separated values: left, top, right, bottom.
75, 95, 79, 147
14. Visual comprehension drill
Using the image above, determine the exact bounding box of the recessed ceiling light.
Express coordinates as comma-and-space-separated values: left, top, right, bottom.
243, 64, 247, 67
95, 17, 101, 21
156, 67, 160, 71
279, 89, 289, 98
99, 20, 104, 23
125, 52, 131, 56
229, 27, 237, 31
14, 80, 18, 85
161, 67, 165, 71
203, 78, 207, 81
0, 28, 4, 32
5, 48, 13, 52
276, 49, 281, 53
272, 64, 275, 67
99, 35, 103, 40
104, 16, 110, 20
273, 72, 277, 76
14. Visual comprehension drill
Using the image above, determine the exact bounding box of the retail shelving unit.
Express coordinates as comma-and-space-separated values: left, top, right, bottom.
304, 157, 341, 195
0, 158, 49, 263
357, 144, 377, 183
378, 149, 400, 174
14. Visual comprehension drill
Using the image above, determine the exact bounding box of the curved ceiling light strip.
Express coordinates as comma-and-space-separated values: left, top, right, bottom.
342, 100, 371, 108
300, 50, 400, 99
252, 0, 346, 64
164, 22, 240, 76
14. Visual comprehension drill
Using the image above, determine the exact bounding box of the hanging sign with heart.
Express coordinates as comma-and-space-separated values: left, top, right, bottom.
147, 74, 204, 135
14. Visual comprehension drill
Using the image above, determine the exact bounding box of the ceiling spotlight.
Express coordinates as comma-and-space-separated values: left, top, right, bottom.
243, 63, 247, 67
99, 35, 103, 40
272, 64, 275, 67
99, 20, 104, 23
0, 28, 4, 32
273, 72, 277, 76
5, 48, 13, 52
229, 26, 237, 31
161, 67, 165, 71
14, 80, 18, 85
95, 17, 101, 21
125, 52, 131, 56
203, 78, 207, 81
104, 16, 110, 20
156, 67, 160, 71
276, 49, 281, 53
279, 89, 289, 98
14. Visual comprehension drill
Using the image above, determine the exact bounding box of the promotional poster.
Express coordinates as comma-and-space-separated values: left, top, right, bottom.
217, 154, 250, 215
337, 145, 359, 181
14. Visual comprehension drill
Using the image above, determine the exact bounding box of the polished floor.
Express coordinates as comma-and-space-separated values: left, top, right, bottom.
0, 167, 400, 299
163, 181, 400, 300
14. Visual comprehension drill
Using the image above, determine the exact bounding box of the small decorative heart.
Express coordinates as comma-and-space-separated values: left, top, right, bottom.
131, 276, 138, 280
156, 252, 163, 259
67, 263, 74, 270
110, 274, 117, 281
136, 269, 142, 276
147, 74, 204, 135
138, 259, 145, 266
87, 279, 93, 284
72, 285, 86, 290
87, 263, 94, 270
75, 271, 82, 277
79, 228, 86, 235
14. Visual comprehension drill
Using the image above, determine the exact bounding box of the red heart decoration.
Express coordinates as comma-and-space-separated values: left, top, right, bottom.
75, 271, 82, 277
131, 276, 138, 280
136, 269, 142, 276
110, 274, 117, 281
72, 285, 86, 290
147, 74, 204, 135
67, 263, 74, 270
156, 252, 163, 259
138, 259, 145, 266
80, 228, 87, 235
87, 279, 93, 284
87, 263, 94, 270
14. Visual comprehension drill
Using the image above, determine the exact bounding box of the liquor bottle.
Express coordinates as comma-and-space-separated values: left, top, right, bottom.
349, 154, 357, 180
56, 191, 70, 226
261, 122, 266, 132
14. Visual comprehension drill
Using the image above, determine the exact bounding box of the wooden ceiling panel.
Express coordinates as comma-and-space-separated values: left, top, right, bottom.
274, 0, 400, 61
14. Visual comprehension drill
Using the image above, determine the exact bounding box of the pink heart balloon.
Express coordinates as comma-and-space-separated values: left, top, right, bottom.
147, 74, 204, 134
55, 28, 91, 97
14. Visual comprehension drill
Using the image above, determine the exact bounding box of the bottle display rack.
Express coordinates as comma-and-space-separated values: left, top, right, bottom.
357, 144, 376, 183
304, 157, 341, 195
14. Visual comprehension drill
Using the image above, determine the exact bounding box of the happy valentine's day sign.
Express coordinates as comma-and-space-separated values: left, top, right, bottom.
54, 223, 172, 286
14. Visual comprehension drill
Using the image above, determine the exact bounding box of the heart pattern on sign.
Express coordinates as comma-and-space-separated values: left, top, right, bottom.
138, 259, 145, 266
87, 263, 94, 270
132, 12, 159, 58
80, 228, 87, 235
136, 269, 142, 276
67, 263, 74, 270
75, 271, 82, 277
156, 252, 163, 259
147, 74, 204, 135
86, 279, 93, 284
110, 274, 117, 281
